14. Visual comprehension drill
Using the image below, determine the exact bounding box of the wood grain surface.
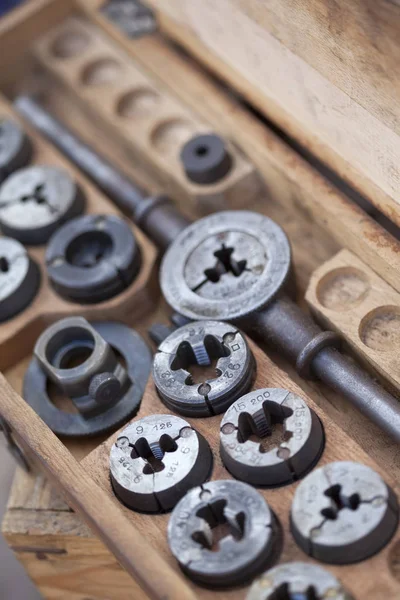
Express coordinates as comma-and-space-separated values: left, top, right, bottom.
146, 0, 400, 230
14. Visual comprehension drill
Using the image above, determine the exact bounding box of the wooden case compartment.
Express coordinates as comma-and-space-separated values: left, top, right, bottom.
0, 1, 400, 599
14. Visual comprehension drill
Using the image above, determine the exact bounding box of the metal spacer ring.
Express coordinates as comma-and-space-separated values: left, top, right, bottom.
296, 331, 341, 379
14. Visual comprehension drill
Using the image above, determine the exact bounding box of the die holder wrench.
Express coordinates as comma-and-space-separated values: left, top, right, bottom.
15, 95, 400, 444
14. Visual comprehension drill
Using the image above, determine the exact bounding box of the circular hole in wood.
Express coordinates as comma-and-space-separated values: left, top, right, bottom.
51, 30, 90, 59
116, 88, 161, 117
389, 540, 400, 582
150, 118, 197, 154
81, 58, 121, 85
316, 267, 370, 311
359, 306, 400, 352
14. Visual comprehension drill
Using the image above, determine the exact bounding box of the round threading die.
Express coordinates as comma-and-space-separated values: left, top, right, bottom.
0, 165, 85, 244
0, 237, 40, 322
0, 118, 32, 181
168, 479, 280, 588
110, 414, 212, 512
220, 388, 324, 486
160, 210, 292, 322
46, 213, 141, 303
246, 562, 353, 600
153, 320, 256, 417
290, 461, 399, 564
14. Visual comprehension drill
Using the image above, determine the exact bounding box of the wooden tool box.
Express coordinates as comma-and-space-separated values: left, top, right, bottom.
1, 1, 400, 599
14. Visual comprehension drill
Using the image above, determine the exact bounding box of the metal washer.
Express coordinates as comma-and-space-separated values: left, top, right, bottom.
0, 237, 40, 322
168, 479, 279, 588
220, 388, 324, 486
246, 562, 353, 600
290, 461, 399, 564
23, 321, 152, 437
180, 133, 233, 185
153, 320, 256, 416
160, 210, 292, 322
0, 118, 32, 181
110, 414, 212, 513
0, 165, 85, 244
46, 214, 141, 303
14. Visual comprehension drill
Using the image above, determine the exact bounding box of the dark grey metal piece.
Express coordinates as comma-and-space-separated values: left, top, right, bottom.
23, 317, 152, 437
0, 165, 85, 245
220, 388, 324, 486
45, 214, 141, 303
0, 237, 40, 322
134, 195, 190, 252
181, 134, 233, 185
0, 415, 30, 472
160, 210, 400, 443
168, 479, 279, 588
290, 461, 399, 564
110, 414, 212, 513
0, 118, 32, 182
89, 372, 121, 406
246, 562, 353, 600
101, 0, 157, 38
147, 322, 175, 347
15, 96, 191, 252
153, 320, 255, 417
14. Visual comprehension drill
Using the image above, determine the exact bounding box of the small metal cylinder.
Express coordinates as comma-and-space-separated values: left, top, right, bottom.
134, 196, 191, 252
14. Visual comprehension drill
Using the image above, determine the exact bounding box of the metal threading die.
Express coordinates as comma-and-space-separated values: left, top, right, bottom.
0, 165, 85, 245
0, 237, 40, 322
246, 562, 354, 600
290, 461, 399, 564
0, 118, 32, 182
110, 414, 212, 513
160, 210, 292, 322
168, 479, 280, 588
152, 320, 256, 417
46, 214, 142, 303
220, 388, 324, 486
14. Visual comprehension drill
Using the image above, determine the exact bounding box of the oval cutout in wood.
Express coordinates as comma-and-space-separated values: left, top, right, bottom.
359, 306, 400, 352
116, 88, 161, 118
81, 58, 122, 86
150, 118, 197, 155
316, 267, 370, 312
51, 30, 91, 59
